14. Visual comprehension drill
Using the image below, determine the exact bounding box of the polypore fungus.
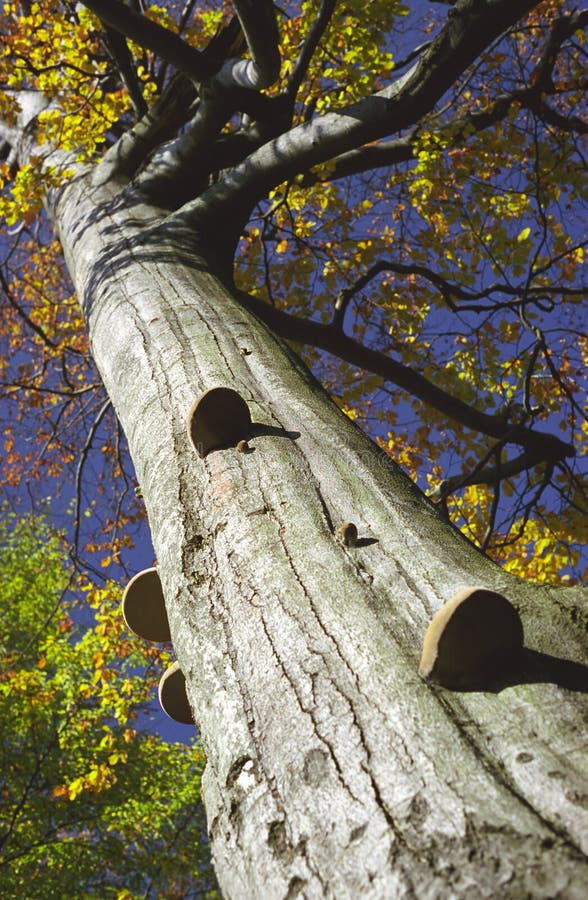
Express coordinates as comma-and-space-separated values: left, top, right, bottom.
122, 567, 171, 643
419, 586, 524, 689
158, 661, 194, 725
187, 387, 252, 457
337, 522, 358, 547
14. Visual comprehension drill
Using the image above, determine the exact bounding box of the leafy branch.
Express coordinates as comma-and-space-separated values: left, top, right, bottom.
238, 286, 575, 465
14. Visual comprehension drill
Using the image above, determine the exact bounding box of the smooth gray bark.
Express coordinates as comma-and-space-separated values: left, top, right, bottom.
51, 171, 588, 898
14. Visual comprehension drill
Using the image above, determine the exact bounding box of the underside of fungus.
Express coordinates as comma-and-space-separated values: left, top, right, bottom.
122, 567, 171, 643
187, 386, 252, 457
158, 661, 194, 725
419, 586, 524, 690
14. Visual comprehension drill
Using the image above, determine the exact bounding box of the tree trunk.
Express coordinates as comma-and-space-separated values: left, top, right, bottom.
52, 172, 588, 898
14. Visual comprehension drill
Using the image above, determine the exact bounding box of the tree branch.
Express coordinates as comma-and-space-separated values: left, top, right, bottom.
131, 80, 235, 207
494, 461, 555, 550
431, 444, 555, 500
523, 92, 588, 135
81, 0, 213, 80
331, 259, 586, 322
285, 0, 336, 102
218, 0, 280, 90
102, 25, 148, 118
300, 135, 416, 186
178, 0, 199, 35
480, 450, 501, 552
72, 399, 112, 557
180, 0, 544, 231
0, 266, 57, 349
95, 72, 197, 182
237, 287, 575, 464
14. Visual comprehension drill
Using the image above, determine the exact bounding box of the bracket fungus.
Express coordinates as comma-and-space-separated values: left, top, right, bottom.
337, 522, 358, 547
158, 661, 194, 725
187, 387, 252, 457
419, 587, 524, 689
122, 567, 171, 643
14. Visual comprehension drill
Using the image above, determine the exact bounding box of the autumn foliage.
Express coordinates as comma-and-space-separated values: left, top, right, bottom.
0, 510, 216, 896
1, 0, 585, 586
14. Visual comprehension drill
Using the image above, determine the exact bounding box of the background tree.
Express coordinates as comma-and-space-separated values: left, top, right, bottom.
0, 509, 217, 898
0, 0, 586, 896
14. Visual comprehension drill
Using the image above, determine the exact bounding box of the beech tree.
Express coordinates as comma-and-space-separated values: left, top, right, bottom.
1, 0, 587, 896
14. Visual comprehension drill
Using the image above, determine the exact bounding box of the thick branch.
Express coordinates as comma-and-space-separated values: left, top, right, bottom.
307, 92, 518, 185
238, 289, 575, 465
95, 73, 197, 183
301, 135, 416, 186
131, 81, 236, 208
531, 8, 588, 92
180, 0, 543, 229
81, 0, 214, 79
102, 25, 148, 118
224, 0, 281, 89
319, 8, 588, 182
524, 92, 588, 135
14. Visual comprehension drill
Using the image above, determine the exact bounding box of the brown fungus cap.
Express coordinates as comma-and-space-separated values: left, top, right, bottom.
122, 567, 171, 643
419, 587, 524, 689
158, 661, 194, 725
187, 387, 252, 458
337, 522, 358, 547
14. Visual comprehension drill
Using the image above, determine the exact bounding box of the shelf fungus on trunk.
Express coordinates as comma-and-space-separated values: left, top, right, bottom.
336, 522, 358, 547
159, 661, 194, 725
122, 567, 171, 643
187, 387, 252, 457
419, 587, 524, 689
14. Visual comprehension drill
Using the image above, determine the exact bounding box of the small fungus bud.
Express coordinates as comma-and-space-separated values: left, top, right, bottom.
187, 387, 252, 458
122, 567, 171, 643
337, 522, 358, 547
419, 586, 524, 689
158, 661, 194, 725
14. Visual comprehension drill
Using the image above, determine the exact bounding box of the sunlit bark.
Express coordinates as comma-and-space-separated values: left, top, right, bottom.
50, 171, 588, 897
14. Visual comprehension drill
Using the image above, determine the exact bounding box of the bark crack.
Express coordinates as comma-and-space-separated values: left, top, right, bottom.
212, 564, 329, 889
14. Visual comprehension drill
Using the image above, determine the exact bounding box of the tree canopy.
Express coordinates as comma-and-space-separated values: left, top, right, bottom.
0, 0, 585, 584
0, 509, 217, 897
